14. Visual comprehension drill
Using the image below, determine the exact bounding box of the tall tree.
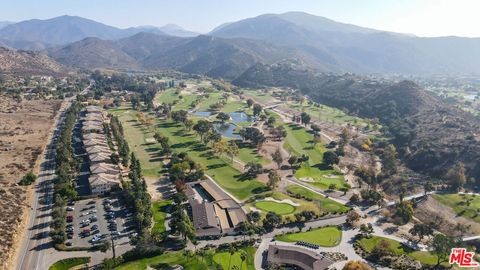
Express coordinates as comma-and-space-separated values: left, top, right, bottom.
409, 223, 433, 243
323, 151, 340, 166
430, 234, 457, 266
268, 170, 281, 189
300, 112, 311, 126
193, 120, 213, 141
271, 148, 283, 169
253, 103, 262, 116
445, 162, 466, 191
382, 144, 398, 176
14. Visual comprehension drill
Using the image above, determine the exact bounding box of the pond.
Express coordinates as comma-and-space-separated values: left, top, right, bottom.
229, 112, 253, 123
191, 111, 253, 139
191, 111, 212, 117
213, 122, 241, 139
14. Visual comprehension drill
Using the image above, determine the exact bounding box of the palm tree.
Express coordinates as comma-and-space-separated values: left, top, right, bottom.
228, 244, 236, 270
239, 250, 247, 270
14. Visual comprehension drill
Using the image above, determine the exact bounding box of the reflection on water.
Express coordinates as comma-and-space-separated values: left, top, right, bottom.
229, 112, 252, 123
213, 123, 241, 139
191, 111, 253, 139
191, 111, 212, 117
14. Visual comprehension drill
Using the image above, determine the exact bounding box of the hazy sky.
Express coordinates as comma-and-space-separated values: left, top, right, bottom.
1, 0, 480, 37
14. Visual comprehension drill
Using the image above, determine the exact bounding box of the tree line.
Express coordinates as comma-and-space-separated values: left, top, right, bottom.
50, 101, 81, 245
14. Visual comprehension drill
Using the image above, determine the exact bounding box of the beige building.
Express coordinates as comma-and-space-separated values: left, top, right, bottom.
267, 244, 334, 270
186, 179, 247, 237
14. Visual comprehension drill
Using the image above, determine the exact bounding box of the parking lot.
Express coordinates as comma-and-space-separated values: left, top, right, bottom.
66, 197, 137, 248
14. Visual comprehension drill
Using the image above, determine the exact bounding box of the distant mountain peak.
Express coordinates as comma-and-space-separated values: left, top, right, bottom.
158, 24, 199, 37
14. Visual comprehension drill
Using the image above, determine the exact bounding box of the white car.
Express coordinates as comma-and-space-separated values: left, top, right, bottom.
66, 207, 74, 211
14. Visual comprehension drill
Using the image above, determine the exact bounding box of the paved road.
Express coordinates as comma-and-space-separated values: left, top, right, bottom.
16, 86, 91, 270
16, 104, 69, 270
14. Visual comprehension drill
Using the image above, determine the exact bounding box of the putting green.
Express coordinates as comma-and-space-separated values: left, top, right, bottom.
275, 226, 342, 247
254, 201, 296, 215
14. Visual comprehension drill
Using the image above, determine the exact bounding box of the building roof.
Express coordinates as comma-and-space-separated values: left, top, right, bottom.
86, 105, 103, 113
90, 163, 119, 175
83, 133, 105, 140
267, 245, 334, 270
86, 145, 111, 154
191, 201, 220, 231
89, 173, 120, 186
89, 152, 111, 162
227, 208, 247, 227
84, 139, 108, 148
213, 204, 231, 230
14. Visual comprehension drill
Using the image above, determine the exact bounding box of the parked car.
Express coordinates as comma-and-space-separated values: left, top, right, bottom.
66, 216, 73, 222
91, 225, 98, 230
66, 206, 74, 211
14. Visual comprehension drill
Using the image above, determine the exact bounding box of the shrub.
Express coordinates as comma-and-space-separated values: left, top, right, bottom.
18, 172, 37, 185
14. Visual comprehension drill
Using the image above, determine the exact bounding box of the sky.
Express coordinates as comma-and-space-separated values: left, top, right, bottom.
1, 0, 480, 37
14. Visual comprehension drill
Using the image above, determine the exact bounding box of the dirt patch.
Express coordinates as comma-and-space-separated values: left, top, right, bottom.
0, 95, 61, 269
414, 196, 480, 237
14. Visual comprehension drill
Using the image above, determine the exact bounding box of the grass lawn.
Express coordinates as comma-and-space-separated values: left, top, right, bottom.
197, 92, 223, 111
213, 247, 256, 270
152, 200, 171, 234
357, 236, 445, 266
115, 251, 208, 270
254, 201, 296, 215
281, 123, 348, 190
432, 193, 480, 223
283, 123, 325, 165
115, 248, 256, 270
275, 226, 342, 247
109, 107, 164, 177
155, 120, 266, 200
295, 164, 349, 190
221, 98, 247, 113
49, 257, 90, 270
173, 94, 199, 111
242, 89, 275, 104
284, 101, 370, 128
358, 236, 409, 256
155, 88, 180, 105
112, 107, 266, 201
235, 142, 270, 165
286, 185, 350, 213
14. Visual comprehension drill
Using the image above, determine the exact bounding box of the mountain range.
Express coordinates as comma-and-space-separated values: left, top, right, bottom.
2, 12, 480, 76
0, 15, 198, 50
0, 47, 68, 76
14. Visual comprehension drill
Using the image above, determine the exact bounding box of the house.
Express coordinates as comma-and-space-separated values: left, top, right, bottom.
90, 163, 119, 175
267, 244, 334, 270
88, 152, 112, 164
83, 132, 105, 141
83, 138, 109, 148
86, 145, 111, 155
88, 173, 120, 195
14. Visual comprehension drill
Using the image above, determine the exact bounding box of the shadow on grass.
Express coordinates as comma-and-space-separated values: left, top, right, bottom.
207, 163, 226, 170
312, 163, 333, 170
171, 141, 195, 149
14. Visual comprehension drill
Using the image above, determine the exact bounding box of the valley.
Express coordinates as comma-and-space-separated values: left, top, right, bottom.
1, 5, 480, 270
